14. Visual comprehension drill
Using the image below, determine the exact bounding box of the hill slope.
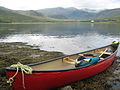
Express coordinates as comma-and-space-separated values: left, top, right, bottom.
97, 8, 120, 18
0, 6, 120, 22
37, 7, 96, 19
37, 7, 120, 20
16, 10, 44, 18
0, 6, 40, 22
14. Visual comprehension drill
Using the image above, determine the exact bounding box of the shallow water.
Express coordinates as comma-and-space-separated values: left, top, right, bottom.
0, 22, 120, 55
0, 22, 120, 89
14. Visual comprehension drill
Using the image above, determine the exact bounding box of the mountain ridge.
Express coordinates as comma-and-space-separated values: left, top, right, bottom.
37, 7, 97, 19
0, 6, 120, 22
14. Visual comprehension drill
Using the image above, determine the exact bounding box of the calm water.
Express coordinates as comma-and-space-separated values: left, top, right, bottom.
0, 22, 120, 55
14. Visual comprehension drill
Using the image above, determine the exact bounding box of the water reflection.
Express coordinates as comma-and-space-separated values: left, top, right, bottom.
0, 23, 120, 55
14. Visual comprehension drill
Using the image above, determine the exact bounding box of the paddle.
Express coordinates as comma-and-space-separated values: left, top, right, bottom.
99, 48, 108, 57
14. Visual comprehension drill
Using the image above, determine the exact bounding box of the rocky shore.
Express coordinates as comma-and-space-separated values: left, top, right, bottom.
0, 42, 120, 90
0, 42, 64, 90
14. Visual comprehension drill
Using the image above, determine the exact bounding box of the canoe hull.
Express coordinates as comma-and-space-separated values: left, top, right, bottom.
6, 51, 117, 90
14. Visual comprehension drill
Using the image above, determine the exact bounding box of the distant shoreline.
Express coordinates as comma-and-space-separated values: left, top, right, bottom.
0, 21, 120, 24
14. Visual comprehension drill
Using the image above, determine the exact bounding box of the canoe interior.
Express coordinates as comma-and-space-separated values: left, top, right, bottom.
31, 45, 116, 71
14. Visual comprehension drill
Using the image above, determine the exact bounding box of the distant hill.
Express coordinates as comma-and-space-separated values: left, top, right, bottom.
0, 6, 11, 11
0, 6, 120, 22
16, 10, 44, 18
37, 7, 77, 15
37, 7, 96, 19
48, 14, 68, 19
0, 6, 40, 22
0, 6, 58, 22
97, 8, 120, 18
66, 9, 95, 19
37, 7, 120, 20
37, 7, 76, 19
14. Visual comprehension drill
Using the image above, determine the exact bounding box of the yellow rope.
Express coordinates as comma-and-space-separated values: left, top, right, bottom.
7, 62, 32, 89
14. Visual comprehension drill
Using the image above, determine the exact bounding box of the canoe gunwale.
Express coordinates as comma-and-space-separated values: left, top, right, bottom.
6, 44, 118, 72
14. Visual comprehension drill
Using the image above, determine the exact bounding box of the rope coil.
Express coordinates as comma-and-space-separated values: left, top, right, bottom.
7, 62, 32, 89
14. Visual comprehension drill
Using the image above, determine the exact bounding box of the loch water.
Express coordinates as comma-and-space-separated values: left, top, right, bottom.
0, 22, 120, 55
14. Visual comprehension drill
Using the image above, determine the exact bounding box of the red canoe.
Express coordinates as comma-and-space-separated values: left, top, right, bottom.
6, 42, 119, 90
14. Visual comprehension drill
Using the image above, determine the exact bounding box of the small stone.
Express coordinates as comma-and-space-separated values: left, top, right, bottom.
60, 86, 73, 90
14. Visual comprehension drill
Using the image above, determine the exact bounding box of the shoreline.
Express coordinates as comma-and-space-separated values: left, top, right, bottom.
0, 20, 120, 24
0, 42, 120, 90
0, 42, 64, 89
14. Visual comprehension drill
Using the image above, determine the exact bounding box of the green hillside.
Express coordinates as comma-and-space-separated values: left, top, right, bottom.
97, 8, 120, 18
0, 6, 58, 22
0, 7, 40, 22
0, 6, 120, 23
48, 14, 68, 19
16, 10, 44, 18
92, 8, 120, 22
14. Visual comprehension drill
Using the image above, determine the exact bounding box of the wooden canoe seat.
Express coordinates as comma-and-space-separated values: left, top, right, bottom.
78, 54, 84, 56
103, 52, 112, 55
62, 57, 76, 64
99, 51, 112, 55
98, 48, 112, 59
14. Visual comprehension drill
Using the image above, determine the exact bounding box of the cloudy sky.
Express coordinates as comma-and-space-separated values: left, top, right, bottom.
0, 0, 120, 10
